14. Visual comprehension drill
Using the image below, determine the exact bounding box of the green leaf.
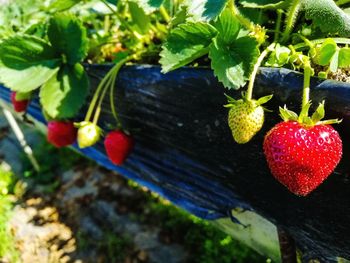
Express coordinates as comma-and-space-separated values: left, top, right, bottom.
48, 13, 88, 65
214, 9, 241, 44
0, 35, 61, 92
209, 36, 259, 89
266, 44, 290, 67
47, 0, 83, 12
184, 0, 227, 22
170, 5, 188, 27
129, 0, 164, 14
329, 49, 339, 73
239, 0, 286, 9
128, 2, 151, 35
317, 38, 337, 66
160, 22, 217, 72
311, 101, 325, 123
40, 63, 89, 119
338, 47, 350, 68
302, 0, 350, 36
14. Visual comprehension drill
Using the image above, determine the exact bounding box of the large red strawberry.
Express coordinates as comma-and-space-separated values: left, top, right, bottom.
104, 130, 134, 165
47, 121, 77, 148
263, 102, 342, 196
11, 92, 30, 112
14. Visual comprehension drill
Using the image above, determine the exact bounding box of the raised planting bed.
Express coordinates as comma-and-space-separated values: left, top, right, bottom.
1, 65, 350, 262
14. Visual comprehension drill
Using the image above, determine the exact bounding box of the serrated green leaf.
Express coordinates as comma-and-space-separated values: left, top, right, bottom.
329, 49, 339, 73
129, 0, 164, 14
40, 63, 89, 119
338, 47, 350, 68
239, 0, 286, 9
48, 14, 88, 65
302, 0, 350, 36
209, 37, 259, 89
170, 5, 188, 27
184, 0, 227, 22
128, 2, 151, 34
214, 8, 241, 44
209, 36, 259, 89
311, 101, 325, 123
279, 106, 298, 121
0, 35, 61, 92
160, 22, 217, 72
317, 38, 337, 66
170, 7, 187, 27
47, 0, 83, 12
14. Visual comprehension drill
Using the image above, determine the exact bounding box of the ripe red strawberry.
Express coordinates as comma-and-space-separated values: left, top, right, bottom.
263, 102, 342, 196
11, 92, 30, 112
47, 121, 77, 148
104, 130, 134, 165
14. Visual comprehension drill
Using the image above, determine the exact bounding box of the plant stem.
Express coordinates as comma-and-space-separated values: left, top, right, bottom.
92, 68, 116, 125
335, 0, 350, 5
101, 0, 116, 14
281, 0, 301, 43
274, 9, 283, 42
294, 37, 350, 50
228, 0, 254, 31
302, 62, 312, 108
159, 6, 171, 23
84, 68, 115, 122
109, 66, 122, 129
100, 0, 140, 39
91, 56, 132, 126
246, 43, 276, 100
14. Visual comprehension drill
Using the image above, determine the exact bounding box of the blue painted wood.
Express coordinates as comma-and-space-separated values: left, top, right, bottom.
1, 65, 350, 261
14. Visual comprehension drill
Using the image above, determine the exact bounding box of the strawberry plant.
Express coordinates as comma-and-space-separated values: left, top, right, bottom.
0, 0, 350, 195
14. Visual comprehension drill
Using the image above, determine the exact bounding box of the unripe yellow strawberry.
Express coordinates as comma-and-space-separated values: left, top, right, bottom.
75, 121, 102, 148
225, 94, 272, 144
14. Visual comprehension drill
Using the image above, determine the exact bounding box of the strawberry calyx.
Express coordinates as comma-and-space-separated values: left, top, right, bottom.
224, 93, 273, 110
279, 58, 341, 127
279, 101, 341, 127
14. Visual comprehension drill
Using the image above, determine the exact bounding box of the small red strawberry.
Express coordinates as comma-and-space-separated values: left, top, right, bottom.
263, 102, 342, 196
11, 92, 30, 112
47, 121, 77, 148
104, 130, 134, 165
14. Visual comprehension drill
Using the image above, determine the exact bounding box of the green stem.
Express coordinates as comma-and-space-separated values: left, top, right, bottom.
92, 67, 116, 125
84, 68, 116, 122
104, 15, 110, 33
100, 0, 141, 40
109, 66, 122, 129
159, 6, 171, 23
228, 0, 254, 31
91, 56, 132, 125
101, 0, 116, 13
274, 9, 283, 43
281, 0, 301, 43
302, 62, 312, 108
335, 0, 350, 6
246, 43, 276, 100
294, 37, 350, 50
